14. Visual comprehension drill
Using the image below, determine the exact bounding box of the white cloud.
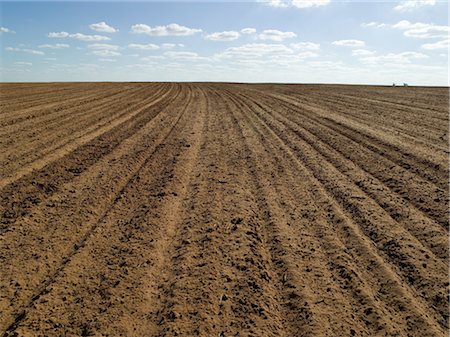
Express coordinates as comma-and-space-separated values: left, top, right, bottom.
332, 39, 365, 47
205, 31, 240, 41
162, 43, 176, 49
297, 51, 319, 58
98, 58, 117, 62
265, 0, 330, 8
48, 32, 110, 41
394, 0, 436, 12
392, 20, 449, 39
258, 29, 297, 41
361, 22, 387, 29
241, 28, 257, 34
69, 33, 111, 41
266, 0, 290, 7
164, 51, 209, 61
14, 62, 32, 66
217, 43, 293, 59
38, 43, 70, 49
1, 27, 14, 34
141, 56, 165, 61
352, 49, 376, 56
89, 22, 118, 33
5, 47, 45, 55
359, 51, 428, 65
91, 50, 121, 57
130, 23, 201, 36
421, 39, 449, 50
87, 43, 120, 50
48, 32, 70, 38
128, 43, 160, 50
291, 0, 330, 8
290, 42, 320, 50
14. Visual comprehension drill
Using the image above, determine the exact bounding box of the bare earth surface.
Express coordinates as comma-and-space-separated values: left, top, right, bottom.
0, 82, 448, 337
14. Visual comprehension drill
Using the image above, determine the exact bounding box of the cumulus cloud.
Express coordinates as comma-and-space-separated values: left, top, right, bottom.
48, 32, 70, 38
297, 51, 319, 58
291, 0, 330, 8
14, 61, 32, 66
359, 51, 428, 65
258, 29, 297, 41
362, 20, 449, 40
130, 23, 201, 36
421, 39, 449, 50
290, 42, 320, 50
265, 0, 330, 8
241, 28, 257, 34
352, 49, 376, 56
205, 31, 240, 41
392, 20, 449, 39
48, 32, 111, 41
69, 33, 111, 41
87, 43, 120, 50
164, 51, 209, 61
394, 0, 436, 12
91, 50, 121, 57
98, 58, 117, 62
162, 43, 176, 49
5, 47, 45, 55
38, 43, 70, 49
1, 27, 14, 34
128, 43, 160, 50
217, 43, 294, 59
89, 22, 118, 33
332, 39, 365, 47
361, 22, 388, 28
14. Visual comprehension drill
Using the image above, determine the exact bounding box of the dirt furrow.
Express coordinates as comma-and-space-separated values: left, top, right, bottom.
0, 85, 190, 332
221, 87, 443, 336
0, 84, 179, 227
1, 85, 200, 337
232, 90, 448, 261
141, 87, 285, 336
0, 84, 162, 171
1, 83, 447, 337
234, 88, 448, 330
0, 84, 130, 130
0, 83, 171, 187
247, 90, 448, 226
265, 91, 448, 184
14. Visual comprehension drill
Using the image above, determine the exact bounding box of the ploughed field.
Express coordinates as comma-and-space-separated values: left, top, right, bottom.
0, 82, 448, 337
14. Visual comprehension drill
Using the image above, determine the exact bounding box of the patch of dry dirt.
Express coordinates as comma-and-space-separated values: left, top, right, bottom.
0, 83, 448, 336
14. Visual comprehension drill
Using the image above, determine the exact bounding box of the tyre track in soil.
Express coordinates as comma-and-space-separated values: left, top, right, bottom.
0, 84, 189, 333
220, 87, 403, 336
220, 85, 439, 336
248, 89, 448, 228
150, 86, 292, 337
0, 83, 178, 227
0, 84, 141, 152
1, 84, 201, 337
0, 83, 169, 187
244, 85, 448, 184
227, 86, 448, 332
0, 83, 166, 177
285, 90, 448, 142
0, 84, 101, 115
230, 89, 449, 259
0, 84, 130, 130
264, 90, 448, 187
0, 83, 447, 337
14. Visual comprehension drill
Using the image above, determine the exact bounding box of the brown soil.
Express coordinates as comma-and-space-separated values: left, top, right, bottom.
0, 83, 448, 337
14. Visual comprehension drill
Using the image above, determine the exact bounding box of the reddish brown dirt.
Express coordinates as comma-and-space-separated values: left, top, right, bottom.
0, 83, 448, 337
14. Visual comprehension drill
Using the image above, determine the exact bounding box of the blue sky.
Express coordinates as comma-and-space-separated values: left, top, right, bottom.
0, 0, 448, 85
